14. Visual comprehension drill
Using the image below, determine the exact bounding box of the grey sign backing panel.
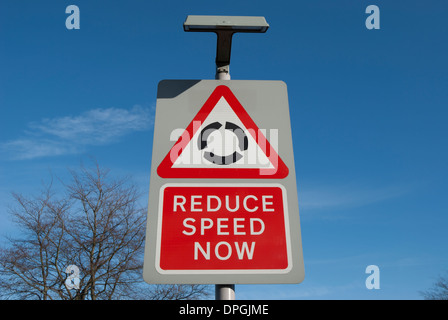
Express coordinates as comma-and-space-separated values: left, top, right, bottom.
143, 80, 304, 284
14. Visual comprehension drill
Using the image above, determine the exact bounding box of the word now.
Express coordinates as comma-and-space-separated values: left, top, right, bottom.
194, 241, 255, 260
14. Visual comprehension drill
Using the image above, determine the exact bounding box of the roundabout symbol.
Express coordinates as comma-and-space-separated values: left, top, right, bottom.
198, 121, 248, 165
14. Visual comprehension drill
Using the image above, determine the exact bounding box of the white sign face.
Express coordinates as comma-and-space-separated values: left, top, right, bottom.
143, 80, 304, 284
172, 96, 274, 169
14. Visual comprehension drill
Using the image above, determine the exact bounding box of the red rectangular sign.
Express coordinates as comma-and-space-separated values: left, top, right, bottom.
156, 184, 291, 274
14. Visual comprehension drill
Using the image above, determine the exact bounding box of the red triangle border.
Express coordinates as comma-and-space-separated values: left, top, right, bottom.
157, 85, 289, 179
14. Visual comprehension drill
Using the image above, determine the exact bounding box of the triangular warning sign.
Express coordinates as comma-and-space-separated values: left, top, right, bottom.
157, 85, 289, 179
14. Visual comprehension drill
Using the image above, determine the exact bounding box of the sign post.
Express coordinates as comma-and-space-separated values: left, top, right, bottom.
143, 16, 305, 300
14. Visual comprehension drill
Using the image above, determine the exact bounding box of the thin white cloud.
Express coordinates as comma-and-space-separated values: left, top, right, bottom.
1, 105, 153, 160
1, 139, 80, 160
29, 106, 152, 144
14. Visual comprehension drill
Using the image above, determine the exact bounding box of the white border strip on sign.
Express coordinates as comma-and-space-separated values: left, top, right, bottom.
155, 183, 293, 275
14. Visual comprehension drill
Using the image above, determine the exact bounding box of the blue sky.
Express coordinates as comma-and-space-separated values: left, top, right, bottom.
0, 0, 447, 299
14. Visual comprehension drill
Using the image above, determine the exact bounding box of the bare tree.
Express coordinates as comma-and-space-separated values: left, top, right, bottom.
420, 272, 448, 300
0, 163, 210, 300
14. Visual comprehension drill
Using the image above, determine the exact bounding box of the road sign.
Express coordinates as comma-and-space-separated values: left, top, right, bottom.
156, 184, 291, 273
157, 85, 288, 179
143, 80, 304, 284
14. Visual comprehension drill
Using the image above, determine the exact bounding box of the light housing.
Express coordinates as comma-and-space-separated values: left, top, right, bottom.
183, 15, 269, 33
183, 15, 269, 79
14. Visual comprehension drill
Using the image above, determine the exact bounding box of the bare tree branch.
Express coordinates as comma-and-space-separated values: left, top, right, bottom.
0, 162, 210, 300
420, 271, 448, 300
